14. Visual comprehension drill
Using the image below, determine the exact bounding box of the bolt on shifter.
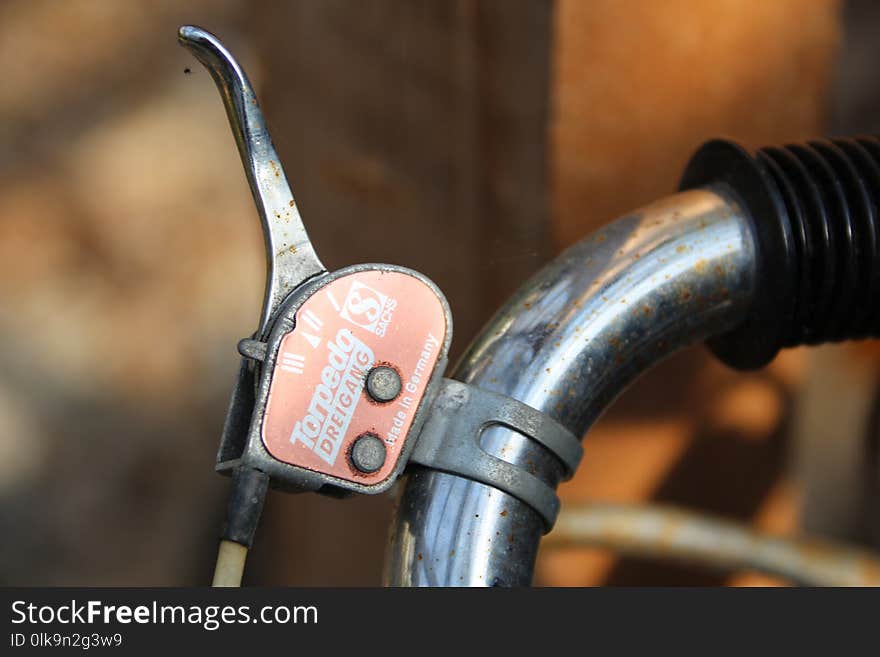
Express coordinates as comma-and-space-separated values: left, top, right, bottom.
179, 26, 580, 586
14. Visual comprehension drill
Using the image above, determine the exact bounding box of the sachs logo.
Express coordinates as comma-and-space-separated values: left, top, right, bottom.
340, 280, 397, 337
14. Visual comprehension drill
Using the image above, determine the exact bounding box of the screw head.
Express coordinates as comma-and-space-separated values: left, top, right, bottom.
350, 433, 387, 474
365, 365, 402, 403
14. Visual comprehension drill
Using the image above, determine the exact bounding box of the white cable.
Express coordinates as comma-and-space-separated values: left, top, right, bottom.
212, 540, 248, 587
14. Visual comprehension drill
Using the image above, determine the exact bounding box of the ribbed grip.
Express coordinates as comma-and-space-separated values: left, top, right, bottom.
680, 137, 880, 370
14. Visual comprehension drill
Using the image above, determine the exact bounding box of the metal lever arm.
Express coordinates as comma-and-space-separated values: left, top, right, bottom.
178, 25, 325, 334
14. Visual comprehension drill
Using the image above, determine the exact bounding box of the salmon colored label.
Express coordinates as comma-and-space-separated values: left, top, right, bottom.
261, 270, 447, 485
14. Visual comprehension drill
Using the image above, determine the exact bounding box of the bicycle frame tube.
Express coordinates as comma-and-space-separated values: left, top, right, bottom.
384, 187, 757, 586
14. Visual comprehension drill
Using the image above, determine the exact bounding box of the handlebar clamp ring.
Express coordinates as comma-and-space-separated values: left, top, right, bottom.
409, 378, 582, 532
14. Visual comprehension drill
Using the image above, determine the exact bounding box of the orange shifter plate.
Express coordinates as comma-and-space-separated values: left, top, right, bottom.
261, 270, 447, 486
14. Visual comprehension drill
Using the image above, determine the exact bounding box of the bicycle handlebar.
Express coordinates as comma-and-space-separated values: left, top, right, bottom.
385, 188, 756, 585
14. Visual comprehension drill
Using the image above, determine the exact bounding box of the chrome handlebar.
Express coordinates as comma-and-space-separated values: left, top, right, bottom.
384, 188, 757, 585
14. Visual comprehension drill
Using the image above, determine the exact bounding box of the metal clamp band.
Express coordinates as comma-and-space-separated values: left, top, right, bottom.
409, 379, 583, 531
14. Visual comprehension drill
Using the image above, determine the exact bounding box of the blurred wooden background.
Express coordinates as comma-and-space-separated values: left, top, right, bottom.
0, 0, 877, 586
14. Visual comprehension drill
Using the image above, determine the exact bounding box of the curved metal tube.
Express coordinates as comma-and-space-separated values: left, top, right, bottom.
178, 26, 324, 334
547, 502, 880, 587
385, 187, 757, 586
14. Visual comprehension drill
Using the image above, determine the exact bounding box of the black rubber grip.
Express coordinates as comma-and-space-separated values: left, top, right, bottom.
680, 137, 880, 370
